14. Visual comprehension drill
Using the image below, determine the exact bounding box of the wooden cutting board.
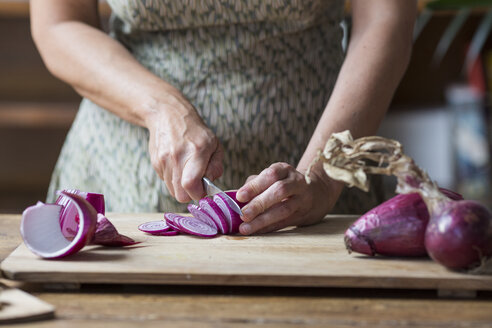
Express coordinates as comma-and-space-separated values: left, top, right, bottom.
0, 285, 55, 324
2, 214, 492, 290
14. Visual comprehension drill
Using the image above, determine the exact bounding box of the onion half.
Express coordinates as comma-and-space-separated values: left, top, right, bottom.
198, 198, 229, 234
213, 193, 242, 234
21, 192, 98, 259
55, 189, 104, 239
187, 204, 217, 229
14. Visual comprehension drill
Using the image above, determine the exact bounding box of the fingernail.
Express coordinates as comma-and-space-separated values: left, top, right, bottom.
240, 223, 251, 235
236, 190, 247, 202
242, 207, 253, 219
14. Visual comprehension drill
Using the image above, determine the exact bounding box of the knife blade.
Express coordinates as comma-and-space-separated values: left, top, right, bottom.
202, 177, 243, 216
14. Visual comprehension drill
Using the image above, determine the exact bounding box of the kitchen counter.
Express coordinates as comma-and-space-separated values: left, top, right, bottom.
1, 213, 492, 327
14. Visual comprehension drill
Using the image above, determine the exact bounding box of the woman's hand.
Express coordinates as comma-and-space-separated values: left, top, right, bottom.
30, 0, 224, 204
235, 162, 343, 235
146, 91, 224, 203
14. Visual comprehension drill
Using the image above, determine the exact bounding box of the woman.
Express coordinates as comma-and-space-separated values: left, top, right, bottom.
31, 0, 415, 235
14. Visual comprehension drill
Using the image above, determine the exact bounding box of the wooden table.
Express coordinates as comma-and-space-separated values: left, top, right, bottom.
1, 214, 492, 327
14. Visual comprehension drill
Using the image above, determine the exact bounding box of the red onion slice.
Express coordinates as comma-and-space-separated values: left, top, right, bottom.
164, 213, 181, 231
198, 198, 228, 234
55, 189, 105, 239
138, 221, 171, 233
187, 204, 218, 230
213, 193, 242, 234
156, 230, 180, 236
173, 215, 218, 237
20, 192, 98, 259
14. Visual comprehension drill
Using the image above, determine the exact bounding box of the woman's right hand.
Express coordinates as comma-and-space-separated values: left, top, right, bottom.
145, 91, 224, 203
30, 1, 223, 202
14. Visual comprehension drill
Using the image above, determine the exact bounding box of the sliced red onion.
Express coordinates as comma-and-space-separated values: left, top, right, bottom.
138, 221, 171, 234
92, 213, 139, 247
156, 230, 180, 236
187, 204, 218, 229
20, 192, 98, 259
173, 215, 218, 237
213, 193, 242, 234
225, 190, 248, 208
55, 189, 105, 239
164, 213, 181, 231
199, 198, 228, 234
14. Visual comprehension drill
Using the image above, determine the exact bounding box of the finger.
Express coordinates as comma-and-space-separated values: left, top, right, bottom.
181, 152, 213, 200
241, 178, 299, 222
236, 162, 292, 203
255, 215, 302, 234
239, 196, 301, 235
173, 167, 192, 203
245, 175, 257, 184
149, 145, 175, 197
204, 143, 224, 181
163, 166, 175, 198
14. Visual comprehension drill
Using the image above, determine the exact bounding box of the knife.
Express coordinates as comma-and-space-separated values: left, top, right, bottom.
202, 177, 243, 216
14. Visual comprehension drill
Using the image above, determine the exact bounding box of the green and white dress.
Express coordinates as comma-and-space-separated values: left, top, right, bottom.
47, 0, 382, 213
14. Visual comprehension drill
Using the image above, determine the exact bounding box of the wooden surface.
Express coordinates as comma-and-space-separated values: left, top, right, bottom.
0, 286, 54, 324
1, 214, 492, 327
3, 213, 492, 291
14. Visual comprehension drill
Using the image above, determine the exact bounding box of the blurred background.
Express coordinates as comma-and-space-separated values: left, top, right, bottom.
0, 0, 491, 213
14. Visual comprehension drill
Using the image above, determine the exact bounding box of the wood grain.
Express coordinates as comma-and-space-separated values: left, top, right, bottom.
2, 214, 492, 327
0, 286, 54, 324
2, 213, 492, 290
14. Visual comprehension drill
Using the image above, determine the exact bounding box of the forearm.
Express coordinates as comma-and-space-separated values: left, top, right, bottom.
297, 10, 415, 174
32, 11, 187, 127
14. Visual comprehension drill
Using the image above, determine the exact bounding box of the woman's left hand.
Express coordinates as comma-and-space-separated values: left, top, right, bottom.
235, 162, 343, 235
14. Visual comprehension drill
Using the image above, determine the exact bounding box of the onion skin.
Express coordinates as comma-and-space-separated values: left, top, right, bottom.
345, 189, 463, 257
425, 200, 492, 270
92, 214, 139, 247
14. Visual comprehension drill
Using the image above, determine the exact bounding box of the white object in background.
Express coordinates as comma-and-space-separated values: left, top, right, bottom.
378, 107, 454, 189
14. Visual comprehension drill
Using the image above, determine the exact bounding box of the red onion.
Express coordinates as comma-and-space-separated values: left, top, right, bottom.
21, 192, 97, 259
213, 193, 243, 234
152, 190, 248, 238
55, 189, 105, 239
156, 230, 180, 236
306, 130, 492, 271
425, 200, 492, 270
164, 213, 181, 231
345, 189, 463, 257
93, 214, 139, 246
173, 215, 218, 237
138, 220, 171, 234
198, 198, 229, 234
225, 191, 248, 208
187, 204, 218, 229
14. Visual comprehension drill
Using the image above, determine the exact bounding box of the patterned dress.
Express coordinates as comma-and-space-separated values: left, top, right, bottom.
47, 0, 383, 214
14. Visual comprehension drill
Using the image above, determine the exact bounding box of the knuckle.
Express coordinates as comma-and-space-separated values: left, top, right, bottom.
157, 148, 176, 164
176, 194, 189, 203
279, 162, 293, 170
273, 181, 289, 199
181, 177, 194, 191
278, 202, 293, 218
265, 167, 281, 181
253, 199, 267, 215
248, 179, 262, 195
194, 134, 215, 153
